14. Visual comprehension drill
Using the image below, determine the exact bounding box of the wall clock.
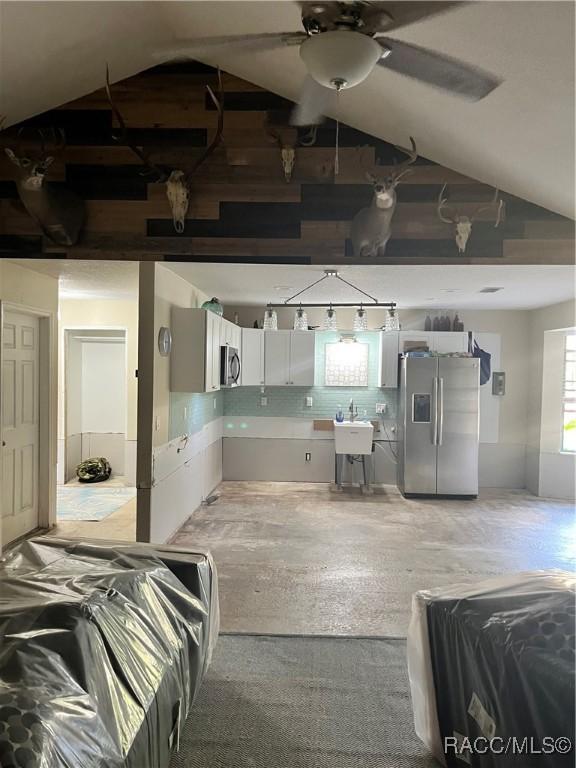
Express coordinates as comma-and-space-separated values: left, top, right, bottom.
158, 326, 172, 356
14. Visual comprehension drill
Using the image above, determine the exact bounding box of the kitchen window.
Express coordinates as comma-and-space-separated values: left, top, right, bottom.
562, 333, 576, 452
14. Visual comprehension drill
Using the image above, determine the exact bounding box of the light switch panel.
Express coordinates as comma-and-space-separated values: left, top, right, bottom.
305, 396, 313, 407
492, 372, 506, 396
260, 396, 268, 407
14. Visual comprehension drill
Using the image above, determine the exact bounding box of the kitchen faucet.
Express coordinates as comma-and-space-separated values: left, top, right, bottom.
348, 399, 358, 422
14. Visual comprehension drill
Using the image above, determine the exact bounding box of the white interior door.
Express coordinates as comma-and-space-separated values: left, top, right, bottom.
2, 311, 40, 544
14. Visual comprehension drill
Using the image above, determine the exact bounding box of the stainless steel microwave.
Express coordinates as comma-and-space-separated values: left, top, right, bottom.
220, 345, 240, 387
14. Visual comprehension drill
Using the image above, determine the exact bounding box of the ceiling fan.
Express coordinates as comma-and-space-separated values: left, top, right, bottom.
158, 1, 503, 126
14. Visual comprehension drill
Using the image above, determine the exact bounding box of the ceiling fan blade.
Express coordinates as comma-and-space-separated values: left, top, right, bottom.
154, 32, 306, 61
290, 76, 334, 126
377, 37, 502, 100
364, 2, 464, 34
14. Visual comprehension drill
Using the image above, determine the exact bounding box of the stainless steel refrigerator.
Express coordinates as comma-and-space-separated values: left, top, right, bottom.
397, 356, 480, 497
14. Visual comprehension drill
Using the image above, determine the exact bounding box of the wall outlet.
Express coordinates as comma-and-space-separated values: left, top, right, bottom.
305, 452, 311, 462
155, 417, 160, 432
305, 396, 313, 407
376, 403, 387, 414
260, 396, 268, 407
183, 406, 188, 419
213, 398, 217, 409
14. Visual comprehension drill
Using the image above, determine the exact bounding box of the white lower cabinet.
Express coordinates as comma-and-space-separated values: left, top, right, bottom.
264, 330, 315, 386
241, 328, 265, 386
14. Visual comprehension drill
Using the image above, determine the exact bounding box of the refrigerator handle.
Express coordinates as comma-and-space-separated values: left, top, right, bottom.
437, 377, 444, 446
432, 377, 439, 445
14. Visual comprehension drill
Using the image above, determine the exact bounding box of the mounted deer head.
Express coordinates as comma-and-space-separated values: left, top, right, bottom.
350, 137, 417, 258
265, 111, 317, 183
437, 184, 504, 253
3, 125, 86, 246
105, 66, 224, 234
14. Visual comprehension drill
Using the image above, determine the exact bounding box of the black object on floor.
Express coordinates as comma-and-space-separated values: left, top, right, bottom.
170, 634, 438, 768
411, 572, 575, 768
76, 456, 112, 483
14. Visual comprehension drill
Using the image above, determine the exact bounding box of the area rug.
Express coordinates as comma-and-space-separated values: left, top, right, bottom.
171, 634, 438, 768
56, 486, 136, 521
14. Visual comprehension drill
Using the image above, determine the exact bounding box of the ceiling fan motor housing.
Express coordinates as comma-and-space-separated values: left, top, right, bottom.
300, 30, 382, 89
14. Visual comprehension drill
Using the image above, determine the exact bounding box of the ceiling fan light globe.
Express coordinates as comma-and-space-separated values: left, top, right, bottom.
300, 31, 382, 89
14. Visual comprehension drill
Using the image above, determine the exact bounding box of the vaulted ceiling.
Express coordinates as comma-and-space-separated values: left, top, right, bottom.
1, 1, 574, 218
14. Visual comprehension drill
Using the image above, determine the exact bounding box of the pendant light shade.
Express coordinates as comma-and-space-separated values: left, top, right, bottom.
323, 306, 338, 331
263, 307, 278, 330
353, 306, 368, 331
293, 306, 308, 331
384, 308, 400, 331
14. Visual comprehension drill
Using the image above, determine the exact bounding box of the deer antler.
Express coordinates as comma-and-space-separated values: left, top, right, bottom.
299, 125, 318, 147
105, 65, 166, 180
185, 69, 224, 182
389, 136, 417, 186
437, 183, 459, 224
36, 126, 66, 160
471, 187, 504, 227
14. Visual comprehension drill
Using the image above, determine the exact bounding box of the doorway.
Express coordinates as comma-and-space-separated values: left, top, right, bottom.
59, 328, 135, 524
1, 306, 52, 546
64, 329, 128, 482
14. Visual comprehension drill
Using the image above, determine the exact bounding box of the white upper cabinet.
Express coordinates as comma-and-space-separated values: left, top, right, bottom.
379, 330, 472, 388
206, 311, 222, 392
289, 331, 315, 386
398, 330, 434, 353
221, 318, 241, 350
171, 308, 221, 393
241, 328, 265, 386
265, 331, 291, 385
380, 332, 400, 388
264, 331, 315, 386
433, 331, 470, 354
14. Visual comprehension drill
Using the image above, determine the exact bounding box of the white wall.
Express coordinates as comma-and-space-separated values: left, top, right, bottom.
59, 299, 138, 483
137, 264, 222, 543
526, 301, 576, 499
81, 341, 126, 432
0, 261, 59, 549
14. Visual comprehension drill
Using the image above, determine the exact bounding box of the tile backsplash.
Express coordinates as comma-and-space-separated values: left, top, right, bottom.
223, 386, 397, 420
169, 391, 224, 441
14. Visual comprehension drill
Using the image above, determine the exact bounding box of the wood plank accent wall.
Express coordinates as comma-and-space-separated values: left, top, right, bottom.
0, 62, 573, 264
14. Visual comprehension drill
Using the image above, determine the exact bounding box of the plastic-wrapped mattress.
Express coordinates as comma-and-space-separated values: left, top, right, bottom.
0, 536, 219, 768
408, 571, 575, 767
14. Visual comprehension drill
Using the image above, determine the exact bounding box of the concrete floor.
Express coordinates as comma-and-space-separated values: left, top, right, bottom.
171, 481, 575, 637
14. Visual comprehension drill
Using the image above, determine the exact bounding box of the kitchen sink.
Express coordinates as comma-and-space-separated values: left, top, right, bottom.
333, 420, 374, 455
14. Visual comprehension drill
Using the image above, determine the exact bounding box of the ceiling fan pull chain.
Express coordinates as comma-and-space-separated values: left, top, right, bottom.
334, 88, 340, 176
